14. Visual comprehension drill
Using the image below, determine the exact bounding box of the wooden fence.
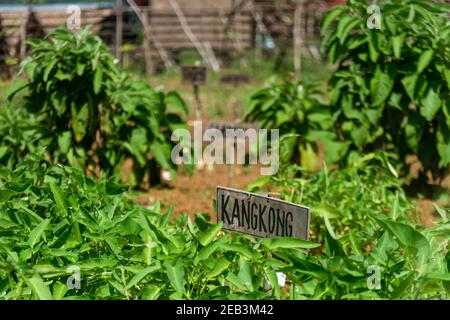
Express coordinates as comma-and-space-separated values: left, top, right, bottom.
149, 8, 253, 51
0, 2, 329, 69
0, 8, 116, 58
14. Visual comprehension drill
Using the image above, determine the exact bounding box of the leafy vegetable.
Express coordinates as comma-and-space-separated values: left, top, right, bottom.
7, 27, 190, 188
322, 0, 450, 180
245, 79, 347, 169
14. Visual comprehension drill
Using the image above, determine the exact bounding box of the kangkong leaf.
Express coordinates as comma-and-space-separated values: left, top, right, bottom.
206, 257, 230, 279
370, 65, 395, 107
420, 85, 442, 121
198, 222, 223, 247
93, 67, 103, 94
321, 6, 346, 36
142, 286, 161, 300
26, 275, 53, 300
28, 219, 50, 248
417, 50, 434, 74
71, 103, 89, 143
126, 265, 160, 290
337, 17, 362, 45
58, 131, 72, 154
373, 217, 430, 264
392, 34, 405, 58
165, 91, 189, 115
262, 238, 319, 250
53, 281, 68, 300
401, 74, 419, 101
163, 259, 185, 299
49, 183, 69, 217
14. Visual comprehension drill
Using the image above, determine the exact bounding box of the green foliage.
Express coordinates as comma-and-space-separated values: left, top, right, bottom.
1, 158, 447, 300
0, 159, 318, 300
8, 27, 189, 187
249, 158, 449, 299
1, 2, 448, 301
283, 219, 448, 300
250, 154, 415, 243
244, 79, 347, 170
322, 0, 450, 179
0, 104, 45, 168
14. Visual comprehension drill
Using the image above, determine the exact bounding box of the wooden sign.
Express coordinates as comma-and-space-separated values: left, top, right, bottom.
182, 66, 207, 85
220, 74, 251, 86
217, 187, 310, 240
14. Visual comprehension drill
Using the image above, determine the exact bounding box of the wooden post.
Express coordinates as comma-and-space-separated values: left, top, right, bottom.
115, 0, 123, 64
233, 82, 239, 120
142, 4, 153, 75
193, 84, 202, 121
236, 13, 249, 68
293, 0, 304, 82
227, 164, 234, 187
182, 65, 206, 121
19, 10, 30, 61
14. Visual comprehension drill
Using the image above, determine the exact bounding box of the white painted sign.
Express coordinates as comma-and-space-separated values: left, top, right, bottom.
217, 187, 310, 240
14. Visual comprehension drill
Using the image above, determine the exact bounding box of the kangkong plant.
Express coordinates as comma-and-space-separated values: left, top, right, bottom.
1, 159, 447, 300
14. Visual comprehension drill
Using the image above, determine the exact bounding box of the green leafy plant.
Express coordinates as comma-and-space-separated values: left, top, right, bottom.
0, 158, 319, 300
1, 158, 447, 300
322, 0, 450, 180
245, 79, 347, 170
8, 27, 189, 187
0, 104, 46, 168
249, 158, 449, 299
281, 216, 449, 299
250, 154, 414, 242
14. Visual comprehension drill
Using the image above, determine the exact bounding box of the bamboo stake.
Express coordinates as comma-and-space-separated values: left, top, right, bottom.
115, 0, 123, 64
142, 9, 153, 75
249, 1, 271, 58
293, 0, 305, 82
193, 84, 202, 122
19, 10, 30, 61
126, 0, 175, 69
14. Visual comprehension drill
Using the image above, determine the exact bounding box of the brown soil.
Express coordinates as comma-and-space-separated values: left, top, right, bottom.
136, 164, 262, 221
416, 200, 441, 227
415, 175, 450, 227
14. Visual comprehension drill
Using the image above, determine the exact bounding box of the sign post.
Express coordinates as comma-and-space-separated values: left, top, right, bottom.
182, 65, 207, 121
217, 187, 310, 240
193, 84, 202, 121
207, 122, 259, 187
